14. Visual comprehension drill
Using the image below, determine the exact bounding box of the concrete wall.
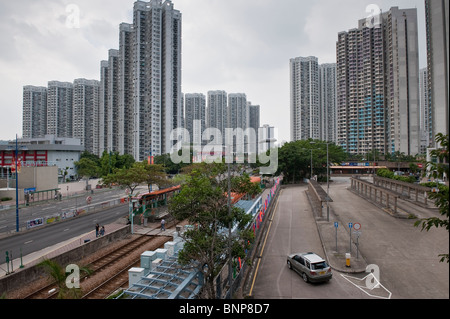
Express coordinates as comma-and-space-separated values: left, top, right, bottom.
18, 166, 58, 191
0, 225, 130, 296
0, 166, 58, 202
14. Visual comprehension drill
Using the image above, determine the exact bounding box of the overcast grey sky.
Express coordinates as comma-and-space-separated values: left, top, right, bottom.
0, 0, 426, 144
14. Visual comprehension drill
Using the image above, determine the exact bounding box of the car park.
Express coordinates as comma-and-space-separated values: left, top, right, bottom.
287, 252, 332, 283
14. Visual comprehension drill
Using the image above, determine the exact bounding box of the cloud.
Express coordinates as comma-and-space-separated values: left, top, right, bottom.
0, 0, 426, 144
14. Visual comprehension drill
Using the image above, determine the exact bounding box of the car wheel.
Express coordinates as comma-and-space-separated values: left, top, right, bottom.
302, 273, 309, 283
287, 261, 292, 269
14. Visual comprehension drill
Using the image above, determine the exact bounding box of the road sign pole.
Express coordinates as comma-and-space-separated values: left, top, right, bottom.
348, 222, 353, 253
334, 222, 338, 252
356, 235, 359, 259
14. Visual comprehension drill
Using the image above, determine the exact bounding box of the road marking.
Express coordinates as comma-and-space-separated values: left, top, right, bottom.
249, 190, 281, 297
340, 273, 392, 299
64, 228, 70, 232
24, 240, 33, 245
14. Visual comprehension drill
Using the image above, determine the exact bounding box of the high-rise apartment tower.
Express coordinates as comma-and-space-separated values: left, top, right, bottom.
336, 7, 420, 156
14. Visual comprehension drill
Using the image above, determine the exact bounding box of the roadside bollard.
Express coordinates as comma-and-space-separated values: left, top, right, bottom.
345, 253, 351, 267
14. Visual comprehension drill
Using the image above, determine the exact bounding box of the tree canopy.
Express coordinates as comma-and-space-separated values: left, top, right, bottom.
415, 133, 449, 263
276, 139, 347, 183
168, 162, 257, 298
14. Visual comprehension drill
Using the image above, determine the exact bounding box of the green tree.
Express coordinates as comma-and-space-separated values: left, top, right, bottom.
168, 162, 254, 299
74, 158, 99, 179
277, 139, 346, 183
98, 151, 136, 178
79, 151, 100, 166
101, 164, 147, 195
134, 161, 172, 192
415, 133, 449, 263
116, 153, 135, 170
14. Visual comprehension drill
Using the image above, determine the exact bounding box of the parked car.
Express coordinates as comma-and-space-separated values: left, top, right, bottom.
287, 252, 332, 283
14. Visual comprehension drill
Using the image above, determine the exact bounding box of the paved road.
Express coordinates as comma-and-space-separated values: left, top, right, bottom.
250, 178, 449, 299
249, 185, 372, 299
0, 204, 128, 262
329, 177, 448, 299
0, 185, 147, 234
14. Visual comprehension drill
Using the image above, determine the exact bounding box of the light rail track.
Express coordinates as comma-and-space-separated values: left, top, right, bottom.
23, 235, 170, 299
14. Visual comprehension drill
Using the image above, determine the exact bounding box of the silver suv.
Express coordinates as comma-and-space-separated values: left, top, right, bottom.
287, 252, 332, 283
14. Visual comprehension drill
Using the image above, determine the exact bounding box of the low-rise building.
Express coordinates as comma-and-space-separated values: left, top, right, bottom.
0, 135, 84, 183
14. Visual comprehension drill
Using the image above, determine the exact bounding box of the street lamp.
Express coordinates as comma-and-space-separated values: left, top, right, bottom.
311, 141, 331, 222
310, 141, 315, 179
7, 134, 27, 232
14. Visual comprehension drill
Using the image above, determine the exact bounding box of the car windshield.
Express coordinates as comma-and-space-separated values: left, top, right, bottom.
311, 262, 328, 270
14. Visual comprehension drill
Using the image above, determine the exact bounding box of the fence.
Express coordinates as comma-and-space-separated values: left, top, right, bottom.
307, 179, 333, 219
350, 177, 399, 214
373, 176, 431, 206
23, 197, 128, 232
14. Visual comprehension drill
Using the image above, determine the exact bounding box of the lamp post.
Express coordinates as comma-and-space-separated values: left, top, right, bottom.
15, 135, 19, 232
8, 134, 27, 232
326, 142, 330, 222
310, 141, 315, 179
311, 141, 331, 221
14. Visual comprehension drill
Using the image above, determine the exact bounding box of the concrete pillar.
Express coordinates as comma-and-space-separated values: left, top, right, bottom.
141, 251, 156, 269
164, 241, 176, 257
155, 248, 168, 260
386, 193, 390, 209
128, 267, 145, 287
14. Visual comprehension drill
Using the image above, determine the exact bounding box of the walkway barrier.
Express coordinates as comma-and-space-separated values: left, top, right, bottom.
373, 176, 431, 206
24, 197, 128, 231
307, 179, 333, 219
350, 177, 399, 214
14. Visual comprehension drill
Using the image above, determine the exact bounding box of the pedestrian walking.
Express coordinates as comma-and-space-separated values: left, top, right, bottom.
100, 226, 105, 236
95, 223, 99, 237
161, 219, 166, 231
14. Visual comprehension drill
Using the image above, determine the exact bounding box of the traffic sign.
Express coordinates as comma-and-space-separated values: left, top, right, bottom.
353, 223, 361, 231
334, 222, 338, 228
348, 222, 353, 228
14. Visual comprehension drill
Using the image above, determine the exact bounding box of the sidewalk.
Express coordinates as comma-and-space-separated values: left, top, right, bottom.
315, 217, 368, 273
307, 189, 368, 274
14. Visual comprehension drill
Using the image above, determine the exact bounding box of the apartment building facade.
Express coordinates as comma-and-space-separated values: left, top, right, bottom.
425, 0, 449, 145
206, 90, 228, 144
290, 56, 320, 142
184, 93, 206, 145
46, 81, 74, 139
22, 86, 47, 139
336, 7, 420, 156
319, 63, 337, 143
72, 78, 100, 154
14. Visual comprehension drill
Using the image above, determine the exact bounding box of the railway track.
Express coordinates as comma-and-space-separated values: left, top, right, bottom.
23, 235, 171, 299
81, 236, 170, 299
